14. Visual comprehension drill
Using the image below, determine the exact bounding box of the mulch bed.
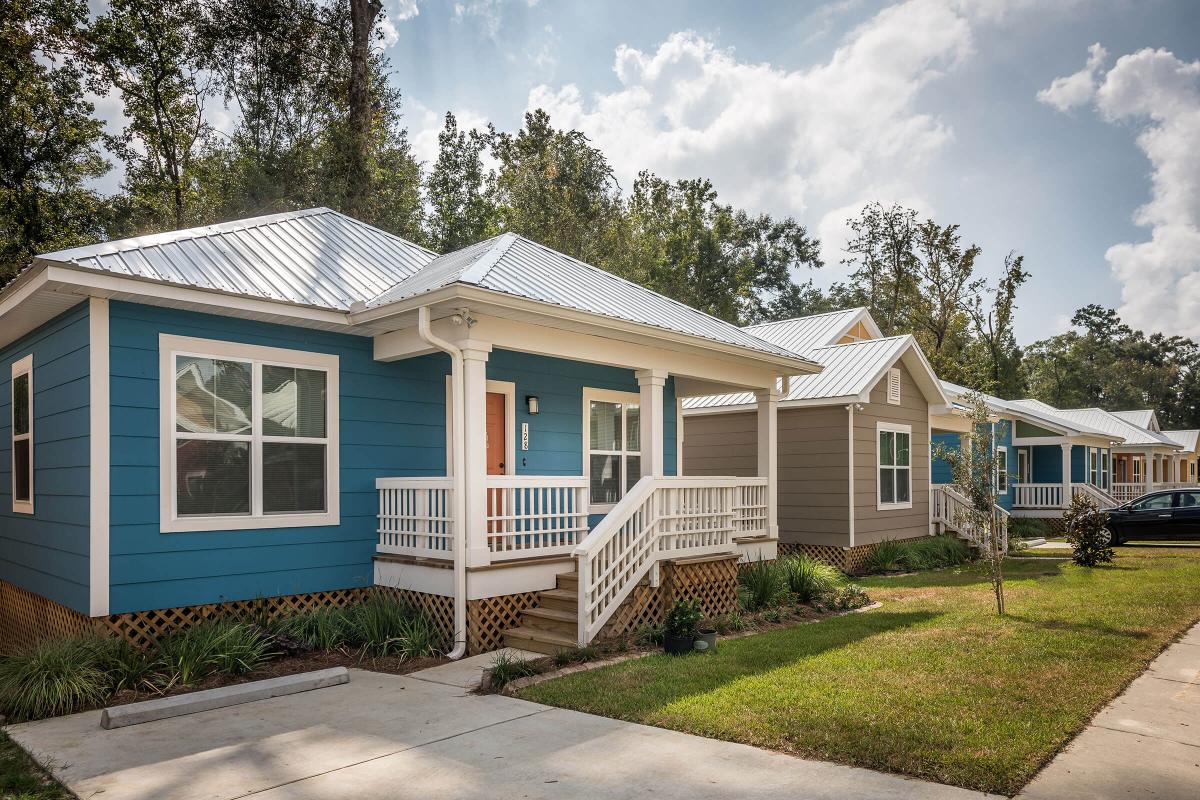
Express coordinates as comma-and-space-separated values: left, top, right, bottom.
104, 650, 447, 709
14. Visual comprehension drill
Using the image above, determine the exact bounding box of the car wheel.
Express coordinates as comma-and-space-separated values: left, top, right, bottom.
1107, 527, 1122, 546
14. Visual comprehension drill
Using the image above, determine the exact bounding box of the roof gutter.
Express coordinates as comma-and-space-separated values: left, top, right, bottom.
417, 305, 468, 661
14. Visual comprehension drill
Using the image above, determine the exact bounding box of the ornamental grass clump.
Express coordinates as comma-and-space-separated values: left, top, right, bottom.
155, 619, 275, 687
0, 637, 113, 722
1063, 492, 1114, 567
347, 593, 442, 658
780, 553, 845, 602
273, 606, 353, 651
864, 539, 906, 573
737, 557, 787, 610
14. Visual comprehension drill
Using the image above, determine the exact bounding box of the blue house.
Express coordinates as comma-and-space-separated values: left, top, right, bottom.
0, 209, 819, 655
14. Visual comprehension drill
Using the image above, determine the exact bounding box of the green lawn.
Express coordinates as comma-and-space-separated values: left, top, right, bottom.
518, 548, 1200, 795
0, 732, 69, 800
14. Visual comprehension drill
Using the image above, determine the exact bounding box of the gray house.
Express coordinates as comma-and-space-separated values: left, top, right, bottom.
683, 309, 950, 572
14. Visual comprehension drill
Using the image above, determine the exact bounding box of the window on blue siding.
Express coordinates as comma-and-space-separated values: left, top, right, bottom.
11, 355, 33, 513
167, 342, 335, 528
586, 391, 641, 508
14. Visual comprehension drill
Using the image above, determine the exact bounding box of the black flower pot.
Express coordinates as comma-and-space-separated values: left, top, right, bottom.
663, 633, 695, 655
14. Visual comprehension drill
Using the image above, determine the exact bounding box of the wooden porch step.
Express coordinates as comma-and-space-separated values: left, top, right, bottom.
556, 571, 579, 591
537, 588, 578, 613
521, 607, 577, 636
502, 625, 577, 655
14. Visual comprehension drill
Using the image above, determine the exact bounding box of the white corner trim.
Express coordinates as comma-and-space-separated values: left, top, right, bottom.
847, 404, 855, 548
876, 420, 914, 511
158, 333, 340, 533
10, 353, 34, 514
89, 298, 110, 615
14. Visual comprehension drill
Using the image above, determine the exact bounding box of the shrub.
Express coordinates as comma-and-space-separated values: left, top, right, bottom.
554, 645, 599, 667
348, 594, 442, 658
737, 558, 787, 610
1064, 493, 1114, 567
0, 637, 113, 722
273, 606, 352, 651
92, 636, 156, 693
865, 539, 906, 572
664, 598, 703, 639
486, 651, 539, 690
780, 554, 845, 602
1010, 517, 1050, 540
634, 624, 665, 646
155, 618, 275, 687
814, 584, 871, 612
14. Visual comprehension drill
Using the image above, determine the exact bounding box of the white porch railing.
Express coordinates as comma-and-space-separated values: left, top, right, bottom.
930, 483, 1008, 552
1012, 483, 1063, 509
1113, 481, 1194, 504
377, 477, 454, 559
574, 476, 765, 646
485, 475, 589, 560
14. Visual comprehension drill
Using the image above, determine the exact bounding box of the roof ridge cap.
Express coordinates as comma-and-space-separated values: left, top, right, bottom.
459, 232, 519, 285
744, 307, 865, 330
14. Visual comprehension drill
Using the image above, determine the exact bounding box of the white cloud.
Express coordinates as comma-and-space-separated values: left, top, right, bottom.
407, 99, 491, 167
1037, 43, 1107, 112
1042, 46, 1200, 337
453, 0, 505, 37
526, 0, 981, 266
379, 1, 419, 46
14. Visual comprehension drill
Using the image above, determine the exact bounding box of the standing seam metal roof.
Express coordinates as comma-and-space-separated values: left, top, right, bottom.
37, 208, 438, 311
1039, 407, 1183, 448
684, 335, 915, 409
743, 308, 871, 356
367, 232, 811, 361
1163, 430, 1200, 451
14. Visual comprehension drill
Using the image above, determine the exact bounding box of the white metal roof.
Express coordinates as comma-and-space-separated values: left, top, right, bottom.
1112, 409, 1158, 430
685, 335, 942, 409
1042, 407, 1183, 449
940, 384, 1115, 439
36, 208, 437, 311
368, 232, 812, 362
1163, 430, 1200, 452
743, 308, 879, 356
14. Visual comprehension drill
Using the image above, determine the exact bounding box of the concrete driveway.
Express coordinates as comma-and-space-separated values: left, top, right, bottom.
8, 656, 993, 800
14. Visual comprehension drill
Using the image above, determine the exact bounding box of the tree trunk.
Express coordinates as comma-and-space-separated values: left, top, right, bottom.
346, 0, 382, 218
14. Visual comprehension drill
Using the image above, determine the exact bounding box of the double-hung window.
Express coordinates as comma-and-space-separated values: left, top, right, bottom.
996, 446, 1009, 493
584, 388, 640, 511
161, 335, 338, 532
878, 422, 911, 509
11, 355, 33, 513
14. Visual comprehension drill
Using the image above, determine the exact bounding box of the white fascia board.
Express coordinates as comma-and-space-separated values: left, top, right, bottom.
362, 284, 821, 377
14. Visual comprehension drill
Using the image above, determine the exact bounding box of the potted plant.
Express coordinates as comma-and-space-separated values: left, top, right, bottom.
663, 598, 702, 655
693, 620, 718, 653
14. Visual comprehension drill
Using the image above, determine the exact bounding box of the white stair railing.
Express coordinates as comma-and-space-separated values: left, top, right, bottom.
574, 476, 756, 646
931, 483, 1008, 553
1071, 482, 1117, 508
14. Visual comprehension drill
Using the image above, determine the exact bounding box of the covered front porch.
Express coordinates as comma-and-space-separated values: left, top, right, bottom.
1111, 449, 1191, 504
361, 300, 810, 651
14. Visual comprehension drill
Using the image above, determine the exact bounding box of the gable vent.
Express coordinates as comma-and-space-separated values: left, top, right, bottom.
887, 367, 901, 405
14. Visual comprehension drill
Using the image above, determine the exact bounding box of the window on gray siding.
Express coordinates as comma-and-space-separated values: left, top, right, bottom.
879, 427, 911, 506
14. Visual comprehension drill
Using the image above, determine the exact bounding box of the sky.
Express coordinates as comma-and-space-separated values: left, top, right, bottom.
90, 0, 1200, 345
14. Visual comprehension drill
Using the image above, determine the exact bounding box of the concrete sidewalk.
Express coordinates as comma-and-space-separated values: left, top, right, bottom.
1019, 621, 1200, 800
7, 658, 995, 800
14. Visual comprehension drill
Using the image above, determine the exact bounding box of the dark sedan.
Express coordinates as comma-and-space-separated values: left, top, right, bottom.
1105, 489, 1200, 544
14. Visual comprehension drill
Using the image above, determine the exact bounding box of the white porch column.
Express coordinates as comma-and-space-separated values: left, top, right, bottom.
635, 368, 668, 478
756, 387, 780, 540
461, 343, 493, 567
1060, 443, 1072, 509
1144, 449, 1155, 486
1172, 455, 1181, 483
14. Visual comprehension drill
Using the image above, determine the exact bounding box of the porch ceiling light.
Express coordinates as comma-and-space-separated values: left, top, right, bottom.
526, 395, 540, 415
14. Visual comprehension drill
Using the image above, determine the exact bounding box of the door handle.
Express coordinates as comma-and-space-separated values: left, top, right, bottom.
1158, 513, 1172, 518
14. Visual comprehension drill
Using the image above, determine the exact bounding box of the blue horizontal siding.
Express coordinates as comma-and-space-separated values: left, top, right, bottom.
0, 303, 91, 613
107, 301, 449, 613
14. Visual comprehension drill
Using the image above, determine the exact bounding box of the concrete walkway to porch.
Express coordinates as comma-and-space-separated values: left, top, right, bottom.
7, 657, 995, 800
1018, 620, 1200, 800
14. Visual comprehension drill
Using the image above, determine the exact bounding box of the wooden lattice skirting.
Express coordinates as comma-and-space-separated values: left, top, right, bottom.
778, 537, 929, 575
1, 555, 744, 656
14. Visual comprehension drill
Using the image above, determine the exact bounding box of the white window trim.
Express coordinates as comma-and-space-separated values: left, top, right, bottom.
996, 445, 1009, 494
444, 377, 516, 476
11, 354, 33, 514
159, 334, 339, 533
583, 387, 641, 513
876, 421, 912, 511
1016, 448, 1029, 485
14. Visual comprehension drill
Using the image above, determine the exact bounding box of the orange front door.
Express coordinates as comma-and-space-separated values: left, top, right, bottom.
486, 392, 506, 475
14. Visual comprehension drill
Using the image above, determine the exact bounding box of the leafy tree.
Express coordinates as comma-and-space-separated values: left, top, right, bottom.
934, 394, 1008, 615
0, 0, 111, 284
965, 251, 1029, 397
625, 171, 823, 324
909, 220, 983, 380
489, 109, 625, 266
343, 0, 382, 218
426, 112, 496, 252
87, 0, 210, 230
840, 202, 920, 334
1023, 305, 1200, 427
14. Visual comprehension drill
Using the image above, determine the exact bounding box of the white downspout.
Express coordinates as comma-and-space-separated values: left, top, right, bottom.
418, 306, 468, 660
